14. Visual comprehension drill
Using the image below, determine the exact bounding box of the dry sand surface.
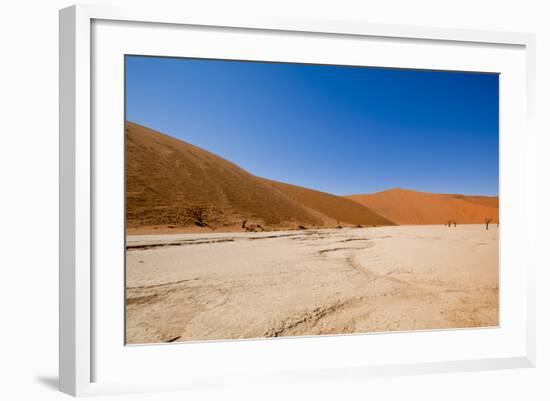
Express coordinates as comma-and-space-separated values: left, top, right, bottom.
126, 225, 499, 344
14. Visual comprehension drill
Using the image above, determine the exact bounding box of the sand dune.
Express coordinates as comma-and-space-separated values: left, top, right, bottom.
346, 188, 499, 225
126, 122, 391, 233
126, 122, 497, 232
126, 225, 499, 344
263, 179, 394, 227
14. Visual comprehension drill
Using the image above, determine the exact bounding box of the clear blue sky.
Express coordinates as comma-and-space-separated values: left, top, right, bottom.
125, 56, 499, 196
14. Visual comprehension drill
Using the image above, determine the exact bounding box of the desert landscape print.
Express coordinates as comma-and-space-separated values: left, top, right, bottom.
125, 56, 499, 344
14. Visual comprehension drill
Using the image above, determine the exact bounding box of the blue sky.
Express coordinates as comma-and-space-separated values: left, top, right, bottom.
125, 56, 499, 196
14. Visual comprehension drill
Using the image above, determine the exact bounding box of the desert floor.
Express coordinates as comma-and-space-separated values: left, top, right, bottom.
125, 225, 499, 344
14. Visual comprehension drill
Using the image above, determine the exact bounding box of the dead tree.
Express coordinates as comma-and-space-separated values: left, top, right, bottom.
484, 218, 492, 230
245, 223, 264, 232
189, 207, 209, 228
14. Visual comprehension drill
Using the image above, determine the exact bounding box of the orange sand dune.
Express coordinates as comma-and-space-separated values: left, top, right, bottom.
126, 122, 390, 233
263, 179, 394, 227
346, 188, 499, 225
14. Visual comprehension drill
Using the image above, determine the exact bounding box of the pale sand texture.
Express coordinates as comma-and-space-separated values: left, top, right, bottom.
125, 225, 499, 344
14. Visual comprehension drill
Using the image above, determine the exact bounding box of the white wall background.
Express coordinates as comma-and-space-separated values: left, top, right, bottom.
0, 0, 548, 400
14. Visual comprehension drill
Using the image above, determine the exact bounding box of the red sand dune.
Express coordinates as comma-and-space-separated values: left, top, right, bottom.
263, 179, 394, 227
125, 122, 391, 232
346, 188, 499, 225
126, 122, 497, 232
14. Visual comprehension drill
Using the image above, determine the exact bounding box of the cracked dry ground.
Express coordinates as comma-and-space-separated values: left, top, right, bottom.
125, 225, 499, 344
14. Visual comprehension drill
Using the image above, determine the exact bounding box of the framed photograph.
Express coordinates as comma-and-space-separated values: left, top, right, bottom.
59, 4, 536, 396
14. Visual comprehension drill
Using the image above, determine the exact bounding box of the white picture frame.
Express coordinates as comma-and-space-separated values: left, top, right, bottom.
59, 4, 536, 397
